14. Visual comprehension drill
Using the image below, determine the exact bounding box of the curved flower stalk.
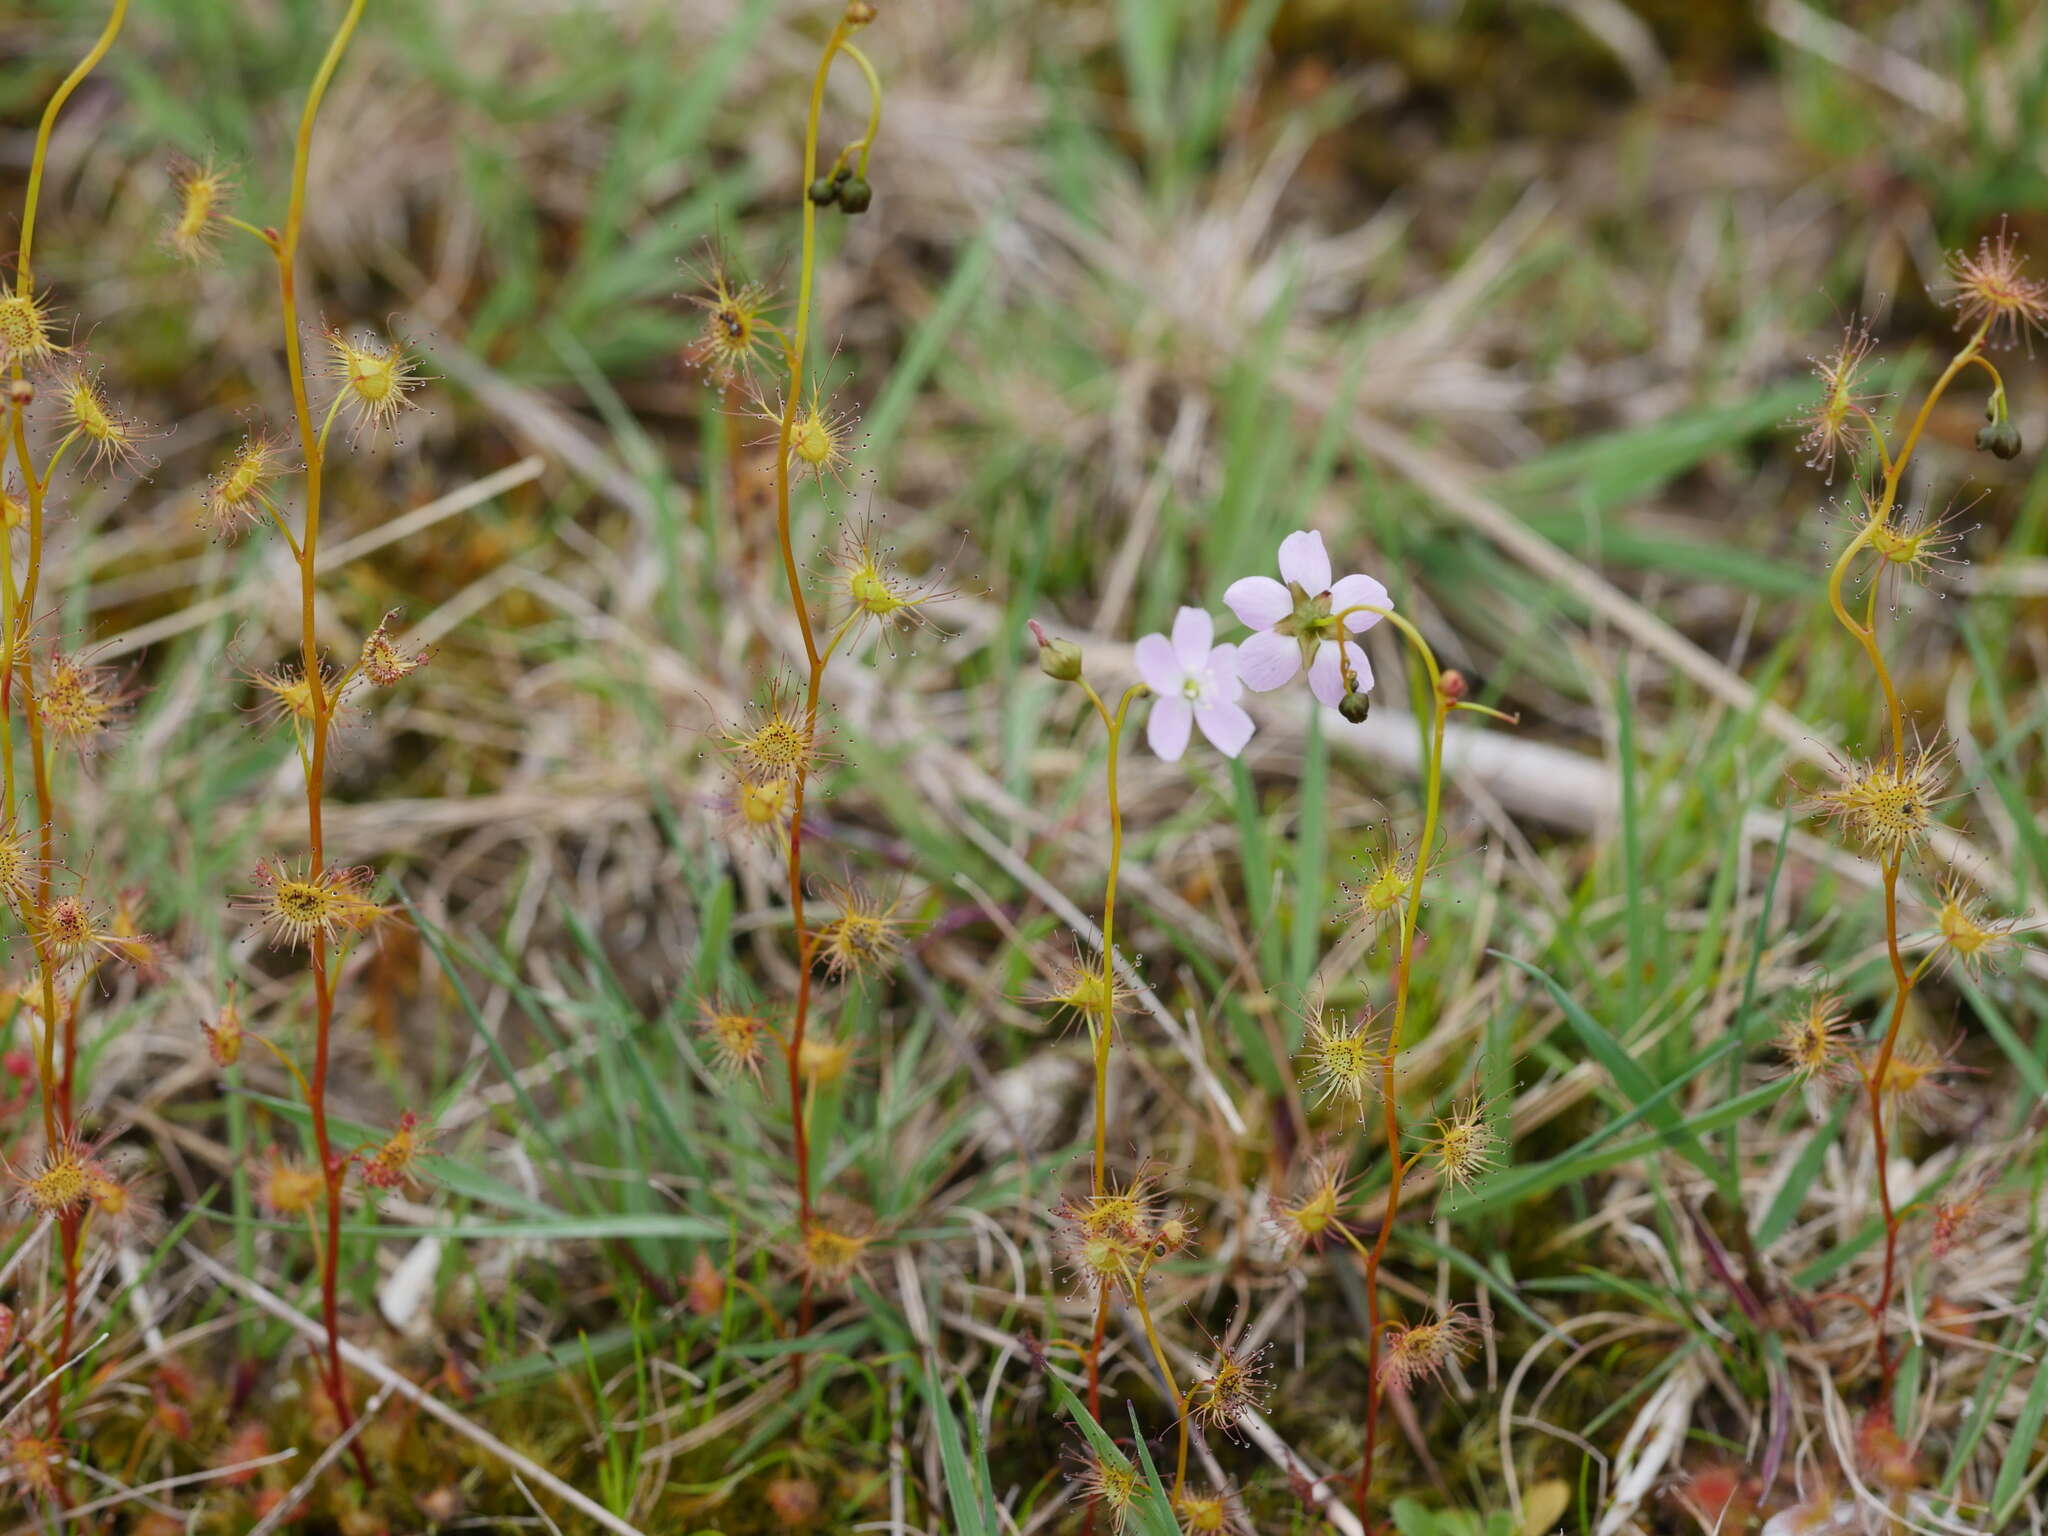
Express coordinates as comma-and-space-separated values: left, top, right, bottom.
684, 1, 917, 1366
1027, 607, 1254, 1445
1790, 224, 2042, 1410
1028, 625, 1144, 1428
171, 0, 437, 1488
0, 0, 142, 1460
1244, 533, 1511, 1524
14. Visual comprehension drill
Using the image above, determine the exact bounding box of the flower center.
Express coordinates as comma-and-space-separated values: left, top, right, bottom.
351, 354, 396, 402
1275, 581, 1338, 664
793, 414, 833, 465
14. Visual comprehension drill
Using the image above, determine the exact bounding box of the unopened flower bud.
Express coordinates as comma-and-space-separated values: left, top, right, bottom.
844, 1, 878, 25
838, 177, 872, 215
807, 176, 839, 207
1976, 419, 2023, 460
5, 379, 31, 411
1028, 619, 1084, 683
1439, 669, 1469, 703
1338, 691, 1371, 724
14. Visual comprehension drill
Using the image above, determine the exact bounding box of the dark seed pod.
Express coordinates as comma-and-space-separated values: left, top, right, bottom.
1976, 420, 2023, 460
1339, 691, 1371, 724
838, 177, 872, 215
807, 176, 840, 206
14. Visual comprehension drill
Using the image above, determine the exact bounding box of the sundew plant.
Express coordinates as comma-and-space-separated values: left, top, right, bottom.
0, 0, 156, 1490
171, 0, 433, 1491
0, 3, 2046, 1533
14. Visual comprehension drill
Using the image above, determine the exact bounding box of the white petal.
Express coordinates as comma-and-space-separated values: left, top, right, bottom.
1223, 575, 1290, 631
1236, 630, 1300, 692
1308, 640, 1372, 707
1329, 573, 1392, 632
1147, 695, 1193, 761
1204, 643, 1243, 701
1133, 632, 1182, 695
1195, 698, 1255, 758
1276, 529, 1331, 592
1170, 606, 1214, 671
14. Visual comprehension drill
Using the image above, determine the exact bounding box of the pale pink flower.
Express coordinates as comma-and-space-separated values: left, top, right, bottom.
1135, 607, 1255, 762
1223, 529, 1389, 706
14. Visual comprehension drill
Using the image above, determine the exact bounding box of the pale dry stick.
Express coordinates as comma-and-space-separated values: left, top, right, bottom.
511, 1476, 569, 1536
900, 955, 1033, 1158
1494, 1310, 1644, 1522
1594, 1357, 1704, 1536
649, 1373, 793, 1460
1344, 412, 1837, 771
1962, 558, 2048, 595
183, 1247, 655, 1536
0, 1220, 52, 1293
509, 1482, 569, 1536
1796, 1354, 1985, 1536
111, 1247, 165, 1355
1091, 394, 1207, 637
0, 1449, 302, 1535
0, 1335, 108, 1431
1762, 0, 1966, 125
77, 452, 538, 616
1149, 1328, 1367, 1536
435, 1028, 606, 1133
1544, 0, 1668, 92
899, 732, 1232, 956
429, 338, 662, 524
93, 456, 544, 661
887, 1370, 910, 1536
245, 1381, 397, 1536
947, 809, 1247, 1137
1362, 186, 1558, 383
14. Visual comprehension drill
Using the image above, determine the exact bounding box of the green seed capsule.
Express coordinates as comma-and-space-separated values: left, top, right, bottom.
1038, 638, 1084, 683
1976, 420, 2023, 460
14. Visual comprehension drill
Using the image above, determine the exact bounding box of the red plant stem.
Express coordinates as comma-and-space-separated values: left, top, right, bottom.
771, 18, 859, 1360
783, 672, 820, 1239
1821, 327, 1984, 1400
1864, 859, 1916, 1400
269, 0, 371, 1485
783, 661, 823, 1385
7, 1, 126, 1474
1354, 987, 1406, 1520
9, 482, 74, 1446
1349, 627, 1450, 1526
